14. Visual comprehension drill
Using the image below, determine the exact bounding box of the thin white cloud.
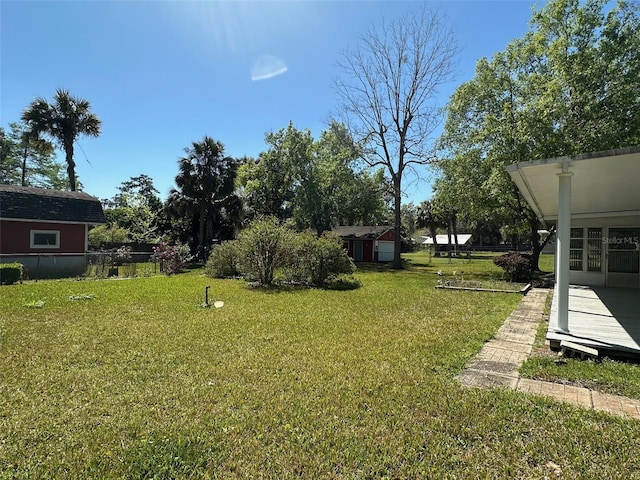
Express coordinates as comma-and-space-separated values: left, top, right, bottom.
251, 55, 288, 81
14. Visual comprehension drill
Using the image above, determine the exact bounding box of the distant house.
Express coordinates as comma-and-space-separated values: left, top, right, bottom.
0, 185, 106, 278
422, 234, 473, 253
333, 226, 396, 262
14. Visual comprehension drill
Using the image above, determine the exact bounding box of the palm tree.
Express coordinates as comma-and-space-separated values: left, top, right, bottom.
21, 89, 101, 191
417, 199, 442, 250
172, 136, 240, 261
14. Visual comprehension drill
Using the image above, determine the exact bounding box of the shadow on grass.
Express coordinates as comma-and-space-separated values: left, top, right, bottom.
245, 282, 309, 294
245, 277, 362, 294
353, 262, 405, 273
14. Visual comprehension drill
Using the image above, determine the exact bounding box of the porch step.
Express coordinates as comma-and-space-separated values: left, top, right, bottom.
560, 340, 599, 359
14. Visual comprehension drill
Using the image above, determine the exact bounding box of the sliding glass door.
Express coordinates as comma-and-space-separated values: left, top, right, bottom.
607, 227, 640, 287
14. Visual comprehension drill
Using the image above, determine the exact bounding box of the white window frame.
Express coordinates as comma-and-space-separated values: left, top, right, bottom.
30, 229, 60, 249
569, 227, 584, 271
569, 227, 603, 273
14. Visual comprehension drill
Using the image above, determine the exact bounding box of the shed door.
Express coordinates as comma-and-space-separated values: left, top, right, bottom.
377, 241, 394, 262
353, 241, 363, 262
607, 227, 640, 288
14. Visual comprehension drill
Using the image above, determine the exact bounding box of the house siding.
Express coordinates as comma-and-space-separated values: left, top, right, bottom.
378, 230, 395, 242
1, 220, 86, 254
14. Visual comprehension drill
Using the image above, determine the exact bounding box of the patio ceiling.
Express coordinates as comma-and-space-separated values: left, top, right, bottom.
506, 146, 640, 226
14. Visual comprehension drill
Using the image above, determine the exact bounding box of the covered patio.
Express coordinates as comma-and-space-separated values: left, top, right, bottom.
548, 285, 640, 357
507, 146, 640, 356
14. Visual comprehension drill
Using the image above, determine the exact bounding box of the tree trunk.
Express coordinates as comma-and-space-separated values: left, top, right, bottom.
429, 223, 438, 251
529, 216, 555, 272
21, 138, 29, 187
393, 175, 403, 269
452, 213, 459, 253
198, 201, 207, 261
65, 144, 77, 191
447, 220, 452, 258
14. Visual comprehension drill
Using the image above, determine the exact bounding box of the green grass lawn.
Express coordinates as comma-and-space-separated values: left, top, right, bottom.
2, 254, 640, 478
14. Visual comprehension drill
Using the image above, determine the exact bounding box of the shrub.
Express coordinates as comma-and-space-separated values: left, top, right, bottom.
306, 231, 356, 287
0, 263, 24, 285
236, 216, 292, 286
152, 242, 191, 275
206, 242, 240, 278
493, 252, 533, 282
116, 245, 133, 263
284, 230, 316, 284
206, 218, 358, 289
280, 230, 356, 287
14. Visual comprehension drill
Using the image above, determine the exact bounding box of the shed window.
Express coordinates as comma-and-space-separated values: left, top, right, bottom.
30, 230, 60, 249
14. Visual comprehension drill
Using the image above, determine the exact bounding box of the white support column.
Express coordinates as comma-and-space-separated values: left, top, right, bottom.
556, 169, 573, 332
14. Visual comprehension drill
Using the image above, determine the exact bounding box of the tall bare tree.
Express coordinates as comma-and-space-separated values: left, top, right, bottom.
335, 7, 457, 268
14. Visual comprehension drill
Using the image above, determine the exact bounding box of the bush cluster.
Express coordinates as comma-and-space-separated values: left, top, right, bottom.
0, 262, 25, 285
206, 217, 358, 289
206, 241, 240, 279
493, 252, 533, 282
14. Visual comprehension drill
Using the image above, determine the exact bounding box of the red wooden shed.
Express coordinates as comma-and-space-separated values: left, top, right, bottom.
0, 185, 106, 278
333, 226, 396, 262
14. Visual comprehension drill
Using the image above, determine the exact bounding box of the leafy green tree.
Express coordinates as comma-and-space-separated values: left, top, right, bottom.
528, 0, 640, 153
0, 122, 67, 188
168, 137, 241, 260
400, 203, 418, 244
437, 0, 639, 269
267, 123, 322, 231
109, 174, 162, 209
88, 224, 130, 248
313, 122, 390, 232
0, 129, 15, 184
21, 89, 101, 191
237, 125, 300, 222
293, 122, 390, 235
335, 6, 458, 268
103, 174, 164, 244
238, 122, 390, 235
334, 168, 391, 227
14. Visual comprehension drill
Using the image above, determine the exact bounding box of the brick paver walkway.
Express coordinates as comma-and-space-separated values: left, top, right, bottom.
458, 287, 640, 420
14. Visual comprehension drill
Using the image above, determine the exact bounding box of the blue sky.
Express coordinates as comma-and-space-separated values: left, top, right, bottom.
1, 1, 539, 205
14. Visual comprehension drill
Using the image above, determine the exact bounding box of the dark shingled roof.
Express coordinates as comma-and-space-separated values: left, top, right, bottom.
0, 185, 106, 224
332, 225, 393, 239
